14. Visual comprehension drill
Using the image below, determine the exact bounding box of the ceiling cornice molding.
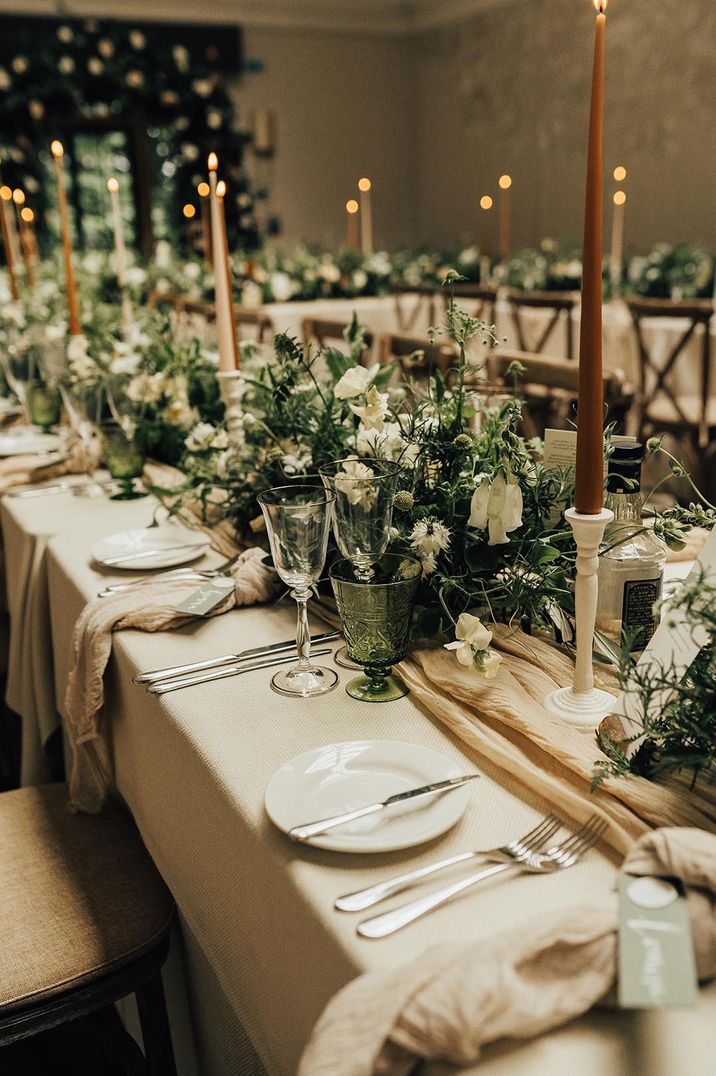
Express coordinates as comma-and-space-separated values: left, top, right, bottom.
0, 0, 506, 34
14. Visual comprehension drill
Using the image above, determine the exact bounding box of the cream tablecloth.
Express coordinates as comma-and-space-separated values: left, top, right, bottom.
0, 490, 696, 1076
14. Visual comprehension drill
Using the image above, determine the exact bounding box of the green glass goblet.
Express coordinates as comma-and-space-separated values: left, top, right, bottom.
329, 553, 421, 703
27, 380, 61, 433
100, 421, 147, 501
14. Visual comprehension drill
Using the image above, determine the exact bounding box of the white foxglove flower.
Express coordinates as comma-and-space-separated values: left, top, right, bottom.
333, 363, 379, 400
469, 472, 523, 545
349, 384, 389, 431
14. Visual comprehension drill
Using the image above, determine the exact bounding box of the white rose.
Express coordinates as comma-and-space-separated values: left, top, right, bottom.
165, 400, 198, 429
334, 363, 379, 400
468, 472, 523, 545
269, 271, 295, 302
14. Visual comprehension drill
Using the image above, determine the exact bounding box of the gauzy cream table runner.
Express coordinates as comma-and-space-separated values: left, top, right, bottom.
299, 827, 716, 1076
398, 630, 716, 857
65, 547, 278, 813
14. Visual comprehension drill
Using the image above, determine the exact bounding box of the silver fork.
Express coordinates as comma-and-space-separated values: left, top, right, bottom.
335, 813, 562, 912
97, 553, 240, 597
356, 815, 608, 939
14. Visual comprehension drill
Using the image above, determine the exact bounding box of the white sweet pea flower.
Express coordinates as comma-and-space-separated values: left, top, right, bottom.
333, 459, 377, 509
469, 472, 523, 545
444, 612, 501, 678
349, 384, 389, 431
185, 422, 217, 452
334, 363, 379, 400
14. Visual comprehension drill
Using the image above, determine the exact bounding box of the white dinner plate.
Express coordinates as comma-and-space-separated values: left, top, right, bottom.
91, 525, 212, 571
0, 431, 63, 457
265, 740, 473, 853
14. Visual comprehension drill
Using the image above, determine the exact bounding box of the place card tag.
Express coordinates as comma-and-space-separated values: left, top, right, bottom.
173, 575, 235, 617
542, 430, 637, 527
618, 872, 697, 1008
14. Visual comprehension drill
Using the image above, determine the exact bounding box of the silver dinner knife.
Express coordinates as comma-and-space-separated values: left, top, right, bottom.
101, 542, 209, 566
288, 775, 480, 843
147, 648, 333, 694
134, 630, 341, 684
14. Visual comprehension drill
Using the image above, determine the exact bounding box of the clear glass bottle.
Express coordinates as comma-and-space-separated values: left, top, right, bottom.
596, 443, 666, 652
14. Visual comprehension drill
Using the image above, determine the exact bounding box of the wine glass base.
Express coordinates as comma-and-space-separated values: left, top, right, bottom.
346, 672, 409, 703
110, 484, 147, 501
271, 664, 338, 698
333, 645, 362, 670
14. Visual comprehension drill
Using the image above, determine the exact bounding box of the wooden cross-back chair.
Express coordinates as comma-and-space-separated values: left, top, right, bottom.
507, 290, 577, 360
379, 332, 459, 384
626, 298, 715, 457
468, 347, 633, 440
234, 309, 274, 344
390, 283, 437, 334
442, 282, 498, 327
302, 318, 374, 365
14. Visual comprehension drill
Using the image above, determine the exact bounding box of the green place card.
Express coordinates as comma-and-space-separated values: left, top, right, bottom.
173, 576, 235, 617
618, 872, 697, 1008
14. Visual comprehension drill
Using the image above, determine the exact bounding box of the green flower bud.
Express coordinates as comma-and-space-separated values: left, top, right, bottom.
393, 490, 415, 512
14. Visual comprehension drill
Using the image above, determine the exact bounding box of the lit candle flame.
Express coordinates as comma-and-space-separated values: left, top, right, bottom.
593, 0, 607, 12
346, 199, 359, 214
613, 190, 626, 206
498, 174, 512, 190
216, 180, 226, 198
613, 165, 627, 182
21, 207, 34, 223
183, 203, 196, 219
107, 177, 119, 194
358, 177, 371, 192
208, 152, 218, 172
480, 195, 493, 211
12, 189, 25, 206
197, 182, 210, 198
0, 186, 12, 201
50, 140, 64, 159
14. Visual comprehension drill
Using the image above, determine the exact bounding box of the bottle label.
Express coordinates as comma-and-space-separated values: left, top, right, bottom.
622, 576, 662, 651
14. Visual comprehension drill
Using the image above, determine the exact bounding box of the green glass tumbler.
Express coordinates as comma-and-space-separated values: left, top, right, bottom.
27, 380, 60, 433
100, 422, 147, 501
329, 553, 421, 703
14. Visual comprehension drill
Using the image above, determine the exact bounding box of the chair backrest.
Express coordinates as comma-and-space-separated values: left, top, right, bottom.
507, 290, 577, 360
379, 332, 459, 380
302, 318, 374, 364
626, 297, 714, 447
475, 347, 632, 439
390, 283, 437, 334
235, 309, 274, 344
441, 283, 497, 326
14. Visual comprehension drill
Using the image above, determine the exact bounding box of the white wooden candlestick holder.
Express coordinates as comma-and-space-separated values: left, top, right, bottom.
217, 370, 245, 444
543, 506, 617, 728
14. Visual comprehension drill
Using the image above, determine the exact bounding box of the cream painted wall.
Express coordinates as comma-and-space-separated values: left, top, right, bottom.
413, 0, 716, 253
234, 26, 419, 249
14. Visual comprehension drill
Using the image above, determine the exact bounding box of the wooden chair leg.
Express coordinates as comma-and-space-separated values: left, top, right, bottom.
135, 970, 177, 1076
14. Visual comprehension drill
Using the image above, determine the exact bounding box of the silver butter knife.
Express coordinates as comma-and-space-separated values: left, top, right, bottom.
134, 630, 341, 684
8, 478, 115, 498
101, 542, 209, 566
147, 648, 332, 695
288, 774, 480, 843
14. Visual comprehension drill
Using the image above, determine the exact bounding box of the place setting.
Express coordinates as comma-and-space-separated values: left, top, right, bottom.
1, 3, 715, 1076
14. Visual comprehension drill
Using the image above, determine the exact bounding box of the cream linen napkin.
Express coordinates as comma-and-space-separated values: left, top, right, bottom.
397, 632, 716, 856
65, 547, 279, 813
0, 433, 100, 494
299, 827, 716, 1076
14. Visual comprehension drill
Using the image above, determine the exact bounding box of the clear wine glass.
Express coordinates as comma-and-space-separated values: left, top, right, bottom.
258, 485, 338, 698
58, 381, 105, 497
0, 342, 35, 426
319, 457, 400, 668
104, 376, 148, 500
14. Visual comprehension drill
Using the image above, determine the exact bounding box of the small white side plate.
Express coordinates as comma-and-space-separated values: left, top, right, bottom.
91, 525, 211, 571
265, 740, 472, 853
0, 431, 63, 457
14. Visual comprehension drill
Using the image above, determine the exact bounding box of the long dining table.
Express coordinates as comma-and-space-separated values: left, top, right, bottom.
2, 486, 716, 1076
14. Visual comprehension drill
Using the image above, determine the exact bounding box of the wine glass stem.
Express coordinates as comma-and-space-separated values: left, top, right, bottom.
293, 588, 313, 671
